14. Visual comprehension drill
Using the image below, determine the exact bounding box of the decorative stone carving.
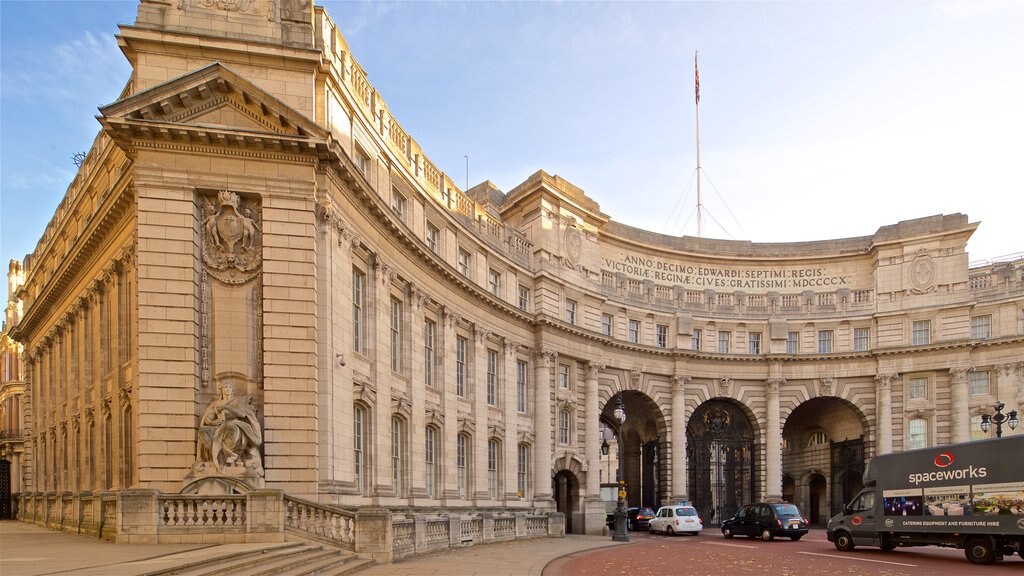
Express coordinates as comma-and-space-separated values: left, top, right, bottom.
353, 379, 376, 404
629, 370, 642, 391
518, 430, 535, 445
672, 375, 691, 390
818, 376, 833, 397
875, 373, 898, 390
192, 377, 264, 480
201, 191, 262, 285
767, 378, 785, 395
949, 367, 971, 383
909, 249, 936, 294
533, 348, 557, 364
585, 361, 605, 380
564, 224, 582, 267
719, 377, 732, 397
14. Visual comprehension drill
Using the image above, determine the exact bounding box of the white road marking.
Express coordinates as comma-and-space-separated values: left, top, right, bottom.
798, 551, 918, 567
702, 541, 758, 549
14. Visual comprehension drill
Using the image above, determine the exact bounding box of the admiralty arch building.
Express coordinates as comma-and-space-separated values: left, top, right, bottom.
2, 0, 1022, 539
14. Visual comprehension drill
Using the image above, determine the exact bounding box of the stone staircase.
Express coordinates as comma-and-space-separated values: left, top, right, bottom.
142, 541, 374, 576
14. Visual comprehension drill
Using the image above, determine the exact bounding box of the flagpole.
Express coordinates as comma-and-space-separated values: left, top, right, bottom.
695, 50, 703, 238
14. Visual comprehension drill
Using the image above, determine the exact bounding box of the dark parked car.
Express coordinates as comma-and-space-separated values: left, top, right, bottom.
605, 506, 656, 531
721, 502, 809, 541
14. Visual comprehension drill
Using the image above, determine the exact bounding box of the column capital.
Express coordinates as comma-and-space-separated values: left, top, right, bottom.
585, 361, 604, 380
949, 366, 972, 383
533, 348, 557, 365
766, 378, 785, 394
874, 373, 898, 390
672, 375, 691, 390
473, 324, 491, 344
502, 337, 520, 356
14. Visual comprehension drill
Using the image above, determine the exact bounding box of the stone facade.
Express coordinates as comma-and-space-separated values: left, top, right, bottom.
6, 0, 1023, 537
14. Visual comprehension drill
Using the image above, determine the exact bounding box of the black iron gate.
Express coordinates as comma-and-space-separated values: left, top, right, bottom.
641, 439, 660, 509
830, 437, 865, 516
0, 459, 11, 520
687, 402, 755, 526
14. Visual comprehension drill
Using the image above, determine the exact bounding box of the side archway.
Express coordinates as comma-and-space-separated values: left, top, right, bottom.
686, 399, 757, 526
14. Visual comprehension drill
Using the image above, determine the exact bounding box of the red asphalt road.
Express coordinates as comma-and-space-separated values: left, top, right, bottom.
544, 530, 1023, 576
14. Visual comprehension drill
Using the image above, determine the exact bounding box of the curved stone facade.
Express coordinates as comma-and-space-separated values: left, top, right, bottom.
7, 0, 1023, 536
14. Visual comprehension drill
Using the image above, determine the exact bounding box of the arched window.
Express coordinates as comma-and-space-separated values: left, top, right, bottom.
392, 416, 406, 497
457, 433, 470, 498
353, 404, 366, 494
425, 426, 438, 498
487, 439, 500, 499
517, 443, 530, 499
806, 430, 829, 448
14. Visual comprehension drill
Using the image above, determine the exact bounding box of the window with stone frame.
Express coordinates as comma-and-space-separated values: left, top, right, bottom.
488, 439, 500, 499
908, 418, 928, 450
354, 404, 366, 494
390, 188, 406, 219
457, 433, 470, 498
629, 320, 640, 344
718, 330, 731, 353
425, 426, 438, 498
517, 443, 530, 498
423, 319, 436, 387
565, 299, 577, 325
425, 222, 440, 254
656, 324, 669, 348
558, 364, 571, 389
390, 297, 403, 372
602, 313, 614, 336
392, 416, 406, 496
488, 268, 501, 296
787, 331, 799, 354
854, 327, 870, 352
457, 248, 471, 277
912, 320, 931, 345
748, 332, 762, 354
456, 336, 467, 397
486, 349, 498, 406
559, 409, 571, 445
969, 370, 990, 395
518, 285, 530, 311
516, 360, 528, 412
352, 268, 365, 353
908, 377, 927, 400
971, 315, 991, 340
818, 330, 833, 354
692, 328, 701, 351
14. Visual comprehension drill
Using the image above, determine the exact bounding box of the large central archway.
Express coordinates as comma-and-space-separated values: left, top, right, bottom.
687, 400, 756, 526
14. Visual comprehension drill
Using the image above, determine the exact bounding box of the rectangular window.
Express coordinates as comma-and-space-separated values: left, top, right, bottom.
787, 331, 799, 354
558, 364, 570, 389
748, 332, 762, 355
718, 331, 731, 353
565, 299, 577, 324
457, 434, 468, 498
818, 330, 833, 354
602, 314, 613, 336
969, 370, 990, 395
391, 190, 406, 219
559, 410, 570, 445
487, 349, 498, 406
629, 320, 640, 344
518, 285, 530, 311
656, 324, 669, 348
424, 319, 436, 387
391, 418, 404, 496
456, 336, 467, 397
912, 320, 931, 345
354, 147, 369, 175
488, 440, 498, 499
517, 444, 528, 498
458, 248, 471, 277
692, 328, 701, 351
390, 298, 402, 372
908, 419, 927, 450
971, 315, 991, 340
425, 427, 436, 498
854, 328, 869, 352
354, 405, 364, 493
489, 268, 501, 296
908, 377, 927, 400
516, 360, 528, 413
426, 223, 440, 254
352, 269, 365, 353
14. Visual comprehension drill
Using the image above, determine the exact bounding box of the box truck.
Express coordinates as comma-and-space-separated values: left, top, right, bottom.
827, 435, 1024, 564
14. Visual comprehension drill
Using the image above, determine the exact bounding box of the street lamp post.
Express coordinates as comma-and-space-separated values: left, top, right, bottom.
612, 393, 629, 542
979, 402, 1019, 438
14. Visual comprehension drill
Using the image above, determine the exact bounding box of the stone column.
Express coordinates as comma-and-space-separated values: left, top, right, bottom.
874, 373, 896, 454
440, 308, 460, 500
472, 324, 491, 501
949, 367, 970, 444
583, 361, 603, 498
533, 349, 555, 502
372, 256, 396, 498
503, 338, 520, 500
671, 375, 689, 503
408, 285, 427, 498
765, 378, 784, 501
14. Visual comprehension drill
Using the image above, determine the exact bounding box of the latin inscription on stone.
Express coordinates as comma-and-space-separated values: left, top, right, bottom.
602, 252, 860, 292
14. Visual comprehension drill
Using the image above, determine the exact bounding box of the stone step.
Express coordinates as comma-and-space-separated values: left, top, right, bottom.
141, 542, 367, 576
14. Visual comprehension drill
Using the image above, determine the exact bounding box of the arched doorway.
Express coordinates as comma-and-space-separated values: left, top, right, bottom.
687, 400, 756, 526
783, 397, 867, 522
553, 470, 580, 533
601, 390, 667, 512
808, 473, 827, 525
0, 459, 10, 520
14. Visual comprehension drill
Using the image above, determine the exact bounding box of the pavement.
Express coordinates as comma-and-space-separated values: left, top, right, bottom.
0, 520, 627, 576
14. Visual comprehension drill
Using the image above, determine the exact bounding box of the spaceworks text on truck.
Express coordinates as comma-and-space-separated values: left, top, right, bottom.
826, 435, 1024, 565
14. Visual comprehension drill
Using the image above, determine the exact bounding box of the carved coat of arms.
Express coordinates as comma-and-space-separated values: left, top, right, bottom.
202, 191, 262, 284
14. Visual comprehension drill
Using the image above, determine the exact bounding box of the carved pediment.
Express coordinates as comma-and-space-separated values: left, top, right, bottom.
100, 63, 328, 151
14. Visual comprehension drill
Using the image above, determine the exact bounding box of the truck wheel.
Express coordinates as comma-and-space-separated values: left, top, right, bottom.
761, 528, 774, 542
880, 542, 897, 552
965, 537, 996, 565
834, 531, 855, 552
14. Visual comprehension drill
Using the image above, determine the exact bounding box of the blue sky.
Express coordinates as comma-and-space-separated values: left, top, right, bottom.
2, 1, 1023, 309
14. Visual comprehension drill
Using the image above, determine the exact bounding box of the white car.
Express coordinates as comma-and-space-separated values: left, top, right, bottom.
649, 505, 703, 536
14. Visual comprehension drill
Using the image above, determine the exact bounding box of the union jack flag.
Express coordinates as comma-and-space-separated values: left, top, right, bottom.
695, 52, 700, 104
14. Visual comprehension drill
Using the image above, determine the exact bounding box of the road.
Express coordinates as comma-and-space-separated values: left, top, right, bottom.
544, 529, 1023, 576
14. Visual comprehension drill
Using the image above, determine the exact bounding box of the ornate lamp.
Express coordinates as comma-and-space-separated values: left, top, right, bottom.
980, 402, 1019, 438
612, 393, 629, 542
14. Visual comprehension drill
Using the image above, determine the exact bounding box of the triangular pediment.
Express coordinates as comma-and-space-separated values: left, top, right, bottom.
100, 62, 328, 144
